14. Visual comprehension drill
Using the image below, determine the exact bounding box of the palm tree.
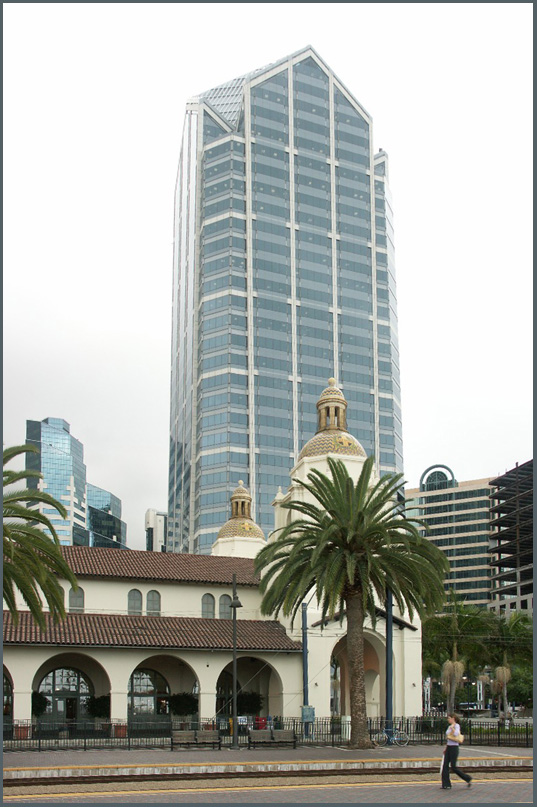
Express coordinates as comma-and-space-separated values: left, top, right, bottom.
488, 612, 532, 717
254, 455, 448, 749
3, 444, 78, 631
422, 590, 496, 712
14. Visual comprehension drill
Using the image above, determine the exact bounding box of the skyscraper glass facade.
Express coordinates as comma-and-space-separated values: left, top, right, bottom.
26, 418, 87, 544
87, 483, 127, 549
169, 47, 403, 554
26, 418, 127, 548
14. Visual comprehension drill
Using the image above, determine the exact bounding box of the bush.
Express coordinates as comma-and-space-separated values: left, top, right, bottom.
86, 695, 110, 719
237, 691, 264, 715
31, 691, 48, 717
169, 692, 198, 716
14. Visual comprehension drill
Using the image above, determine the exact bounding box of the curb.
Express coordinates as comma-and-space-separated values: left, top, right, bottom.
4, 755, 532, 787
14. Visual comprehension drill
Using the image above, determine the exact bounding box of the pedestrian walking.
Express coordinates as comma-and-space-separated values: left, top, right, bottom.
441, 713, 472, 789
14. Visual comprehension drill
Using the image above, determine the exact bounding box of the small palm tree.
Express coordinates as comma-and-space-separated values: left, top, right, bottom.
422, 590, 496, 712
3, 444, 78, 630
254, 455, 448, 749
488, 612, 532, 717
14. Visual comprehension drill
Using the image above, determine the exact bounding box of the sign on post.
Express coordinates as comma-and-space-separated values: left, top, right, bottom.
301, 705, 315, 722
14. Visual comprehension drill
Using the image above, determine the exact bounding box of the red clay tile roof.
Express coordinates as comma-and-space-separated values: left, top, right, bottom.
59, 546, 260, 587
3, 611, 302, 653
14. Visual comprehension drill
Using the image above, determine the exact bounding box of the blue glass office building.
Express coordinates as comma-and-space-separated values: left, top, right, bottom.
168, 47, 403, 553
26, 418, 127, 548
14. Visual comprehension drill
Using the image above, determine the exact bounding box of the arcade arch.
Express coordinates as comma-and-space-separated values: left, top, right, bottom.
128, 654, 200, 720
3, 667, 13, 720
215, 657, 283, 719
31, 653, 111, 723
330, 632, 387, 718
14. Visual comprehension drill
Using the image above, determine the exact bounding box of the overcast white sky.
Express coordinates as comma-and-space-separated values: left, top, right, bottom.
3, 3, 533, 550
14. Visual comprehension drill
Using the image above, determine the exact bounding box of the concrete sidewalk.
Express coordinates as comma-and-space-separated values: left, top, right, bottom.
4, 745, 533, 785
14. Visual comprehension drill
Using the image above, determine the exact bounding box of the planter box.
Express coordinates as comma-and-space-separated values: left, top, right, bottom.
112, 724, 127, 738
14, 725, 30, 739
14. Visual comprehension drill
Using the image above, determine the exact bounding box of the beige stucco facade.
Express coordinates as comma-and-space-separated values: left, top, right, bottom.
4, 380, 423, 725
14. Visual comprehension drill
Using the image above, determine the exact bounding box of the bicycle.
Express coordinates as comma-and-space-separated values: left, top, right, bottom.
370, 726, 409, 747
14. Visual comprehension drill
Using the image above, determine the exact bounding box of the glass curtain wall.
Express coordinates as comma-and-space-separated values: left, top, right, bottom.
168, 48, 403, 553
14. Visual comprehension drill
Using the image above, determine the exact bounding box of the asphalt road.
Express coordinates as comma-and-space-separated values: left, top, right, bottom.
3, 774, 533, 804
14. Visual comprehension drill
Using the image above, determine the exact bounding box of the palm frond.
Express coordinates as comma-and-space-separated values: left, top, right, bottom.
3, 444, 78, 630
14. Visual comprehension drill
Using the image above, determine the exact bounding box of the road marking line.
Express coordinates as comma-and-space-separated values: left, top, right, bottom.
463, 749, 531, 758
3, 778, 533, 800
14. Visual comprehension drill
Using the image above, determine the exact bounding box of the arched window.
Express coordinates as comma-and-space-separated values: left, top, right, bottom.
68, 587, 84, 614
128, 589, 142, 615
219, 594, 232, 619
128, 669, 170, 717
37, 667, 93, 721
425, 470, 449, 491
147, 590, 161, 616
3, 673, 13, 719
202, 593, 215, 619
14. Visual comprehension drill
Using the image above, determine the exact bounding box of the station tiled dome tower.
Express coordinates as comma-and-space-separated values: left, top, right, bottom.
211, 481, 266, 558
298, 378, 367, 461
272, 379, 374, 541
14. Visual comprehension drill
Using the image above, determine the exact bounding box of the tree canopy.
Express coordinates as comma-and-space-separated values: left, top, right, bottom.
255, 455, 448, 747
3, 444, 78, 631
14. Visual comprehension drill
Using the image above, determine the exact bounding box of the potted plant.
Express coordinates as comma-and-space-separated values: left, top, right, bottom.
31, 691, 48, 719
237, 691, 264, 716
169, 692, 199, 728
86, 695, 111, 730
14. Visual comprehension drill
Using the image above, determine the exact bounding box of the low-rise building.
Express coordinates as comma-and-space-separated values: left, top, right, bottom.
4, 382, 422, 727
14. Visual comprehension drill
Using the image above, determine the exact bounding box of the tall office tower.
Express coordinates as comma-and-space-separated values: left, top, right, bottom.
406, 465, 492, 607
169, 46, 402, 554
489, 459, 533, 614
25, 418, 127, 548
26, 418, 88, 546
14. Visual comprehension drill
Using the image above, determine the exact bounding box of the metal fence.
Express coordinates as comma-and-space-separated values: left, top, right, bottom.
3, 716, 533, 752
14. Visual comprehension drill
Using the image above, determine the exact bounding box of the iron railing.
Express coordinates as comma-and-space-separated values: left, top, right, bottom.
3, 715, 532, 751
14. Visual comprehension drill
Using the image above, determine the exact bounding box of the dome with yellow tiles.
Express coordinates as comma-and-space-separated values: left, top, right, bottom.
297, 378, 367, 461
217, 481, 265, 541
298, 429, 366, 460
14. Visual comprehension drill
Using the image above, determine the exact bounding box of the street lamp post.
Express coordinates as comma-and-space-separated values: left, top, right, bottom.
230, 573, 242, 750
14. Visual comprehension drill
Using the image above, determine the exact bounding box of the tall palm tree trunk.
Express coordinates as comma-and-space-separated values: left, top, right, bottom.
346, 590, 372, 748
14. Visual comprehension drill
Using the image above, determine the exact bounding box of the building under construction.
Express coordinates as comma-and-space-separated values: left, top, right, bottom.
489, 459, 533, 614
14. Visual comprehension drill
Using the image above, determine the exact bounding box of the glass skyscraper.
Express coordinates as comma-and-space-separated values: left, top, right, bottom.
168, 46, 402, 554
26, 418, 127, 548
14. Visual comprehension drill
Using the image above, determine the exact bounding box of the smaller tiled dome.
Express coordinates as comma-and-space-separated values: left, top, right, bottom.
217, 481, 265, 541
217, 518, 265, 541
